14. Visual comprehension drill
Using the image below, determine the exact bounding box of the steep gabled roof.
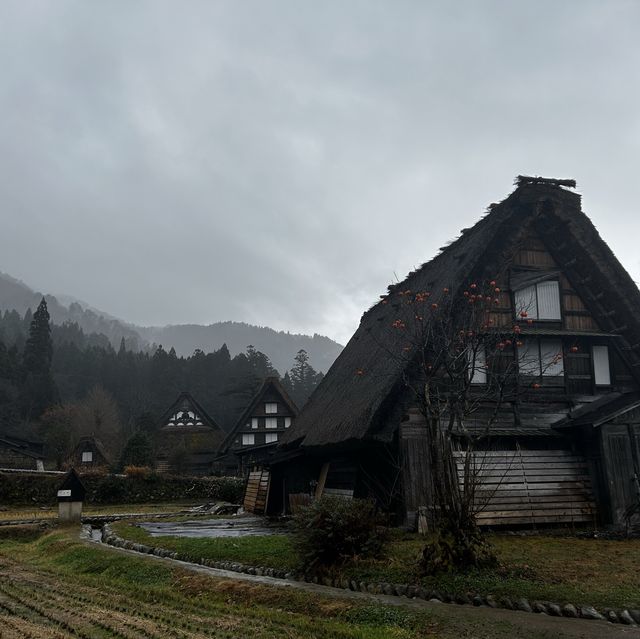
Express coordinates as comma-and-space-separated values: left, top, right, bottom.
72, 436, 112, 464
282, 177, 640, 451
218, 377, 299, 454
158, 391, 223, 433
0, 435, 44, 460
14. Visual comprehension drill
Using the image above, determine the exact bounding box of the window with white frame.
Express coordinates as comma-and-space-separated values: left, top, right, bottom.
514, 280, 561, 320
251, 417, 259, 429
242, 434, 255, 446
265, 417, 278, 429
592, 345, 611, 385
284, 417, 292, 428
518, 338, 564, 377
265, 432, 278, 444
265, 402, 278, 414
81, 451, 93, 462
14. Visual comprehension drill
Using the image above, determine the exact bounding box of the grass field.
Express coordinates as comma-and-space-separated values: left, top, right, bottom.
0, 525, 627, 639
0, 501, 202, 522
113, 521, 640, 610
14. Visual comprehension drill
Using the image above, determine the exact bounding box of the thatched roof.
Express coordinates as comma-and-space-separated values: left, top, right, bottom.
72, 436, 112, 464
281, 178, 640, 452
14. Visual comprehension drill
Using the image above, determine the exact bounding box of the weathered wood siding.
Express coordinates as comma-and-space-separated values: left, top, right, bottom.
244, 468, 270, 514
600, 422, 640, 525
400, 415, 434, 525
455, 449, 596, 526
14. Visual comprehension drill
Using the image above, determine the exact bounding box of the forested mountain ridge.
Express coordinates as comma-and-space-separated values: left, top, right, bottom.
0, 272, 342, 373
139, 322, 342, 375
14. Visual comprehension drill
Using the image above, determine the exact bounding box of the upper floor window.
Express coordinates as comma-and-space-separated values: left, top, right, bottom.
592, 345, 611, 386
265, 417, 278, 429
242, 433, 255, 446
265, 402, 278, 414
284, 417, 292, 428
81, 451, 93, 462
251, 417, 259, 429
265, 432, 278, 444
514, 280, 561, 320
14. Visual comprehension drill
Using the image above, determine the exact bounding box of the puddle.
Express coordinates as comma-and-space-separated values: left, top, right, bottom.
137, 516, 287, 538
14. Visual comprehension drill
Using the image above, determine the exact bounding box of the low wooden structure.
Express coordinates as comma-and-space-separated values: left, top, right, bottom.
243, 468, 270, 514
57, 468, 86, 522
0, 434, 45, 471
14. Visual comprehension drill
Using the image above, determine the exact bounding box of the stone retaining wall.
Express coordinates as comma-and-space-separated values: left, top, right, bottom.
100, 523, 639, 626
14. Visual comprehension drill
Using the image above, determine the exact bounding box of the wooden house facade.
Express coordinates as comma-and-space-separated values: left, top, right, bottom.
216, 377, 298, 476
155, 392, 225, 476
269, 177, 640, 528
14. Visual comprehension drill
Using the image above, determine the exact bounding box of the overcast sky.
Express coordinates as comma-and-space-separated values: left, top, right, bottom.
1, 1, 639, 344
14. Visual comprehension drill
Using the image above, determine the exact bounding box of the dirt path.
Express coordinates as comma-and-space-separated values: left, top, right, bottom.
91, 537, 640, 639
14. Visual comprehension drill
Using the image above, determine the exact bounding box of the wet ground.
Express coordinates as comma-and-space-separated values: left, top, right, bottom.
137, 515, 287, 538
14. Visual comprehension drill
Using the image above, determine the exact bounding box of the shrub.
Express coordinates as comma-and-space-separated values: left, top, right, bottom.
419, 521, 497, 574
123, 465, 152, 480
292, 496, 387, 572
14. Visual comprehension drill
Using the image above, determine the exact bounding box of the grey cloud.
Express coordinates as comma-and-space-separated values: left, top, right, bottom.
0, 1, 638, 344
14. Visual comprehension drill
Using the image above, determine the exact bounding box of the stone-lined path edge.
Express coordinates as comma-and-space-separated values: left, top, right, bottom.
97, 523, 640, 629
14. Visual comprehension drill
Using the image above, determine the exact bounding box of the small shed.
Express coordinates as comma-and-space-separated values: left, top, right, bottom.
57, 468, 87, 521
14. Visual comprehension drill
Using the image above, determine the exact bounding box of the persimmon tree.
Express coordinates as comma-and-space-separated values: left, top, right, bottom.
371, 278, 563, 572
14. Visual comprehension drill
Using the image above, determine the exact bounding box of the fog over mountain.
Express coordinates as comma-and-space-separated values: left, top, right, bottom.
0, 271, 342, 374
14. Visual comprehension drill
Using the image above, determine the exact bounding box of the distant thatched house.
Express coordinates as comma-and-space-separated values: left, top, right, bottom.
216, 377, 298, 475
69, 436, 111, 469
155, 392, 225, 476
267, 177, 640, 528
0, 434, 45, 471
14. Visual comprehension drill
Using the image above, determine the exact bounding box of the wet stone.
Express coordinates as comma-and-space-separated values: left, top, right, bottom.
532, 602, 547, 614
562, 604, 578, 618
619, 610, 635, 625
472, 595, 483, 607
382, 583, 394, 596
547, 603, 562, 617
395, 584, 408, 597
515, 599, 532, 613
500, 597, 514, 610
605, 610, 619, 624
484, 595, 498, 608
579, 606, 605, 621
630, 610, 640, 624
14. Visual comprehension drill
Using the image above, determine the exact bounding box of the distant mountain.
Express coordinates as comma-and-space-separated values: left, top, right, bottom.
138, 322, 343, 375
0, 272, 143, 350
0, 271, 342, 373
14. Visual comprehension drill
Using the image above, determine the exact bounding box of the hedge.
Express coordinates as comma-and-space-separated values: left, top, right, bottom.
0, 471, 244, 506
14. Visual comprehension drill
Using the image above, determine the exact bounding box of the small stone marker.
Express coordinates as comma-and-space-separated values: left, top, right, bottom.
57, 468, 86, 522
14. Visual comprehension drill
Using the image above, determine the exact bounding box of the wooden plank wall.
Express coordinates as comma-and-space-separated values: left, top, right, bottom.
455, 450, 596, 526
243, 468, 270, 514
